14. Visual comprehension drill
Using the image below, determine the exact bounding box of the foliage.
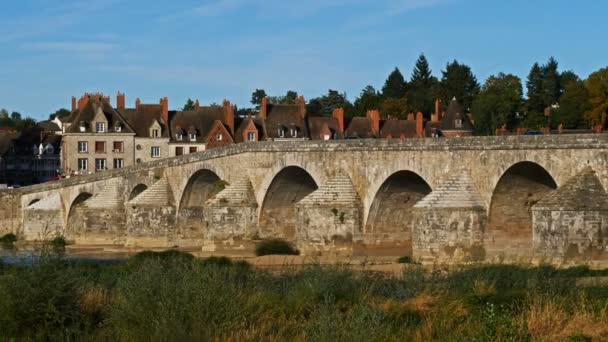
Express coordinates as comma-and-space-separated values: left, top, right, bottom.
251, 89, 267, 109
306, 89, 355, 117
183, 98, 196, 111
407, 53, 439, 116
381, 67, 407, 98
471, 73, 523, 135
268, 90, 299, 105
526, 62, 545, 113
0, 233, 17, 249
379, 97, 408, 119
521, 111, 547, 129
48, 108, 71, 121
255, 239, 299, 256
583, 67, 608, 126
354, 85, 381, 113
439, 60, 480, 110
551, 80, 591, 128
0, 109, 37, 131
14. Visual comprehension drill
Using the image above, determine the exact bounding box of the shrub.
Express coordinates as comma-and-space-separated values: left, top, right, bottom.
397, 255, 415, 264
0, 233, 17, 249
130, 250, 194, 266
255, 239, 299, 256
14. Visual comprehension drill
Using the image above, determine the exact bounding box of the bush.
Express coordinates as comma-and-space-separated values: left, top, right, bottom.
255, 239, 299, 256
397, 255, 415, 264
130, 250, 194, 266
0, 233, 17, 249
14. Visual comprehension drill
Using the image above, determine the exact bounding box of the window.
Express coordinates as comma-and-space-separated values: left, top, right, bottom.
175, 147, 184, 156
176, 133, 183, 141
455, 119, 462, 128
151, 146, 161, 158
216, 133, 223, 141
95, 141, 106, 153
189, 147, 197, 153
323, 134, 330, 141
290, 128, 297, 137
78, 141, 88, 153
113, 141, 124, 153
95, 158, 106, 171
189, 133, 197, 141
115, 124, 122, 132
78, 158, 88, 171
113, 158, 124, 169
95, 122, 105, 133
152, 129, 159, 138
278, 128, 284, 138
247, 132, 256, 141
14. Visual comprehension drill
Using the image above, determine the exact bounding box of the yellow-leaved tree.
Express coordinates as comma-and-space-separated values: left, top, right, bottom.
584, 67, 608, 126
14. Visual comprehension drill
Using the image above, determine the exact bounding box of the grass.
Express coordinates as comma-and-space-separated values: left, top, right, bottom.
0, 248, 607, 340
255, 238, 300, 256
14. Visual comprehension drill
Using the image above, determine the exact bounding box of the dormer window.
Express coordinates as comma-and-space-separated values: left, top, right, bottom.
115, 123, 122, 132
278, 128, 285, 138
152, 129, 159, 138
216, 133, 223, 141
95, 122, 105, 133
455, 119, 463, 128
290, 127, 297, 137
79, 121, 86, 132
176, 133, 183, 141
247, 132, 256, 141
189, 133, 197, 141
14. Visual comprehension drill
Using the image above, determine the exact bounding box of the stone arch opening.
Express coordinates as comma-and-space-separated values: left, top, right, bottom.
66, 192, 93, 233
487, 161, 557, 257
128, 184, 148, 201
364, 170, 432, 256
178, 169, 222, 232
259, 166, 319, 240
28, 199, 41, 206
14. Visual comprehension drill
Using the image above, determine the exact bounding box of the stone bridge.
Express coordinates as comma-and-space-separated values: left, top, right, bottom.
2, 135, 608, 262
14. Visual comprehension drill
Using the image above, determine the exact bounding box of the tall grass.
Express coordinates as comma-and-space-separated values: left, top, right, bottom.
0, 249, 607, 340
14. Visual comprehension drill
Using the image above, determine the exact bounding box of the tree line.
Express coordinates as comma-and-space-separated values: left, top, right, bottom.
246, 54, 608, 135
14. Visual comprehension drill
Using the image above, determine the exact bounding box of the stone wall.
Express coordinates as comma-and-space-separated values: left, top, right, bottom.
295, 205, 361, 256
0, 190, 19, 236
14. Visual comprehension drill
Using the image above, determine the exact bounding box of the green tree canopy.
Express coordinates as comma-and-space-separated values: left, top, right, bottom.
183, 98, 196, 111
541, 57, 561, 108
381, 67, 407, 98
526, 63, 545, 113
439, 60, 480, 110
551, 80, 590, 129
354, 85, 381, 114
407, 53, 438, 117
471, 73, 523, 135
379, 97, 408, 119
48, 108, 71, 121
250, 89, 267, 109
584, 67, 608, 126
306, 90, 355, 117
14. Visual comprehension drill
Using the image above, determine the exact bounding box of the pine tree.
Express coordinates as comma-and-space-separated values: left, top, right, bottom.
407, 53, 438, 117
526, 63, 544, 113
354, 85, 381, 114
183, 98, 196, 111
381, 68, 407, 98
439, 60, 480, 110
541, 57, 561, 108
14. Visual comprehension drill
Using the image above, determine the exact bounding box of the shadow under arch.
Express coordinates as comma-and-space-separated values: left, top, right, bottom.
259, 166, 319, 240
66, 192, 93, 233
28, 198, 41, 206
128, 184, 148, 201
486, 161, 557, 257
363, 170, 432, 256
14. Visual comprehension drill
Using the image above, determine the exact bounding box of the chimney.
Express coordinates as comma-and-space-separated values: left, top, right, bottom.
71, 96, 77, 112
332, 107, 344, 133
117, 92, 125, 110
296, 95, 306, 118
223, 99, 235, 135
135, 97, 141, 109
366, 109, 380, 136
195, 99, 200, 111
260, 96, 268, 118
416, 112, 424, 138
432, 99, 440, 122
407, 112, 415, 121
160, 97, 169, 124
77, 95, 89, 111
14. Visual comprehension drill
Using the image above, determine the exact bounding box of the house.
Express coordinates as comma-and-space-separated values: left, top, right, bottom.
259, 96, 309, 141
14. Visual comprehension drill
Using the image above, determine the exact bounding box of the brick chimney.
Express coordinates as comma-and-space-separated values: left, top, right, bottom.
71, 96, 77, 112
195, 99, 200, 111
135, 97, 141, 109
407, 112, 415, 121
296, 95, 306, 119
77, 94, 90, 111
366, 109, 380, 136
332, 107, 344, 133
260, 96, 268, 118
117, 92, 125, 110
160, 97, 169, 124
431, 99, 441, 122
223, 99, 235, 134
416, 112, 424, 138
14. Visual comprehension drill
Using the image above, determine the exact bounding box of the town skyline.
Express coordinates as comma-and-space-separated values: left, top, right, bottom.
1, 0, 607, 118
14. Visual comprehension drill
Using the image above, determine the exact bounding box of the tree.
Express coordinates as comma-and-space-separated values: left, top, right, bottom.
526, 63, 545, 113
284, 90, 298, 104
48, 108, 71, 121
560, 70, 580, 92
183, 98, 196, 111
250, 89, 267, 109
14, 117, 36, 131
584, 67, 608, 126
471, 73, 523, 135
354, 85, 381, 114
407, 53, 438, 117
381, 68, 407, 98
306, 90, 355, 117
541, 57, 561, 108
551, 80, 590, 129
439, 60, 480, 110
10, 112, 22, 122
379, 97, 408, 119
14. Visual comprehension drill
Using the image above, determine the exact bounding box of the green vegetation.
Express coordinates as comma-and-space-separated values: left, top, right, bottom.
0, 233, 17, 249
255, 238, 300, 256
0, 250, 607, 340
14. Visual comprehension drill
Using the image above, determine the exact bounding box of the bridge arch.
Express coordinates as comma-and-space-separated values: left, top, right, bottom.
259, 166, 319, 240
178, 169, 222, 210
486, 161, 557, 257
128, 184, 148, 201
66, 192, 93, 233
364, 170, 432, 255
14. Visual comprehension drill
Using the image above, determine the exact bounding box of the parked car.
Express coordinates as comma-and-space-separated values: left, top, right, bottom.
524, 130, 544, 135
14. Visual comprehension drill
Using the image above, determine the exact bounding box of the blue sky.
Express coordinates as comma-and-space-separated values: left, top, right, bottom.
1, 0, 606, 119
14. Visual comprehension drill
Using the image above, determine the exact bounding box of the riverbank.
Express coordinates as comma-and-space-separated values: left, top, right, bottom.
1, 249, 607, 340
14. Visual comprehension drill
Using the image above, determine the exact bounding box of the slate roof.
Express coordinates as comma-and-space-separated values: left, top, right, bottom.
307, 116, 343, 140
65, 97, 135, 134
37, 120, 61, 132
379, 119, 417, 139
264, 104, 308, 139
119, 104, 169, 138
440, 98, 475, 132
344, 117, 375, 138
534, 167, 608, 211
